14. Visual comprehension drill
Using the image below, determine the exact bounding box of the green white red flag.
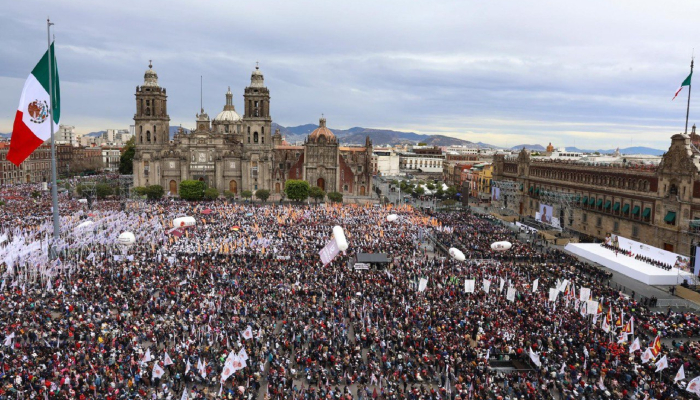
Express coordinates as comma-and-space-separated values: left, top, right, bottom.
673, 71, 692, 100
9, 42, 60, 166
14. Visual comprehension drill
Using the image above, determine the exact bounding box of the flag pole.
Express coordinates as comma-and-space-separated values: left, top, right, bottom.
47, 18, 60, 254
686, 57, 694, 134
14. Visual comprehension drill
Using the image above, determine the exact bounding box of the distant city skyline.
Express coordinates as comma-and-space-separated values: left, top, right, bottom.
1, 0, 699, 150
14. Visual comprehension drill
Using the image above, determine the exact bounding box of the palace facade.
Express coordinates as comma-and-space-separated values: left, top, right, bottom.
492, 133, 700, 256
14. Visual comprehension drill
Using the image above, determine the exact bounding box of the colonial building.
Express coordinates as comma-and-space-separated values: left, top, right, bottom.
0, 142, 72, 185
492, 133, 700, 256
132, 63, 373, 198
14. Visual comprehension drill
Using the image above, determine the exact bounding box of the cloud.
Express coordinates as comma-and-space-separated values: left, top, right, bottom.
1, 0, 699, 150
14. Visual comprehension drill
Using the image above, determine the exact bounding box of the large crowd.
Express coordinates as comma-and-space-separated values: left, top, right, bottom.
0, 184, 700, 400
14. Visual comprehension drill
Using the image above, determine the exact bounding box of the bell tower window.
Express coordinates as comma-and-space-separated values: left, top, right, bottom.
254, 132, 259, 143
146, 131, 151, 142
146, 107, 151, 116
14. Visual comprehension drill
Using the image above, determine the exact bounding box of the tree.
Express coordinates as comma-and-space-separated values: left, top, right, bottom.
414, 186, 425, 196
223, 190, 236, 199
255, 189, 270, 203
133, 186, 148, 197
95, 183, 113, 199
119, 137, 135, 174
179, 180, 206, 201
204, 187, 219, 200
435, 185, 445, 199
30, 190, 41, 199
285, 180, 310, 202
241, 190, 253, 201
327, 191, 343, 203
309, 186, 326, 203
446, 185, 458, 199
145, 185, 164, 200
426, 183, 435, 191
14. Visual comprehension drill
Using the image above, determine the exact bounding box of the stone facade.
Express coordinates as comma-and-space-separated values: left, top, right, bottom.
492, 134, 700, 256
132, 63, 372, 198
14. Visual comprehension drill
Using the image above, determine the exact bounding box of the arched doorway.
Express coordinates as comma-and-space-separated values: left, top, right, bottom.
360, 185, 366, 196
275, 182, 281, 193
317, 178, 325, 191
169, 180, 177, 194
229, 180, 237, 194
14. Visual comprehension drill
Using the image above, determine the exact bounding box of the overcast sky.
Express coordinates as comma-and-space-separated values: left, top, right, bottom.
1, 0, 699, 149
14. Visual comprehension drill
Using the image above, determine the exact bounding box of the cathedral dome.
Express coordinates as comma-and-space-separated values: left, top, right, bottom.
214, 86, 241, 122
250, 64, 265, 88
309, 117, 335, 143
143, 61, 159, 87
214, 109, 241, 122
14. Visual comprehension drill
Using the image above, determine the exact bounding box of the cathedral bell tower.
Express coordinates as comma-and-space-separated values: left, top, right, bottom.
134, 61, 170, 145
243, 64, 271, 146
133, 61, 170, 188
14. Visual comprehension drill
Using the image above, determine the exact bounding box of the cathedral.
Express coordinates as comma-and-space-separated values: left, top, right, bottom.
132, 63, 373, 198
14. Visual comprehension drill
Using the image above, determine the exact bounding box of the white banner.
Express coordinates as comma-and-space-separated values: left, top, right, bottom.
319, 238, 340, 266
548, 288, 559, 302
483, 279, 491, 293
586, 300, 599, 315
612, 234, 690, 272
418, 278, 428, 292
532, 279, 539, 293
506, 286, 516, 302
579, 287, 591, 302
464, 279, 475, 293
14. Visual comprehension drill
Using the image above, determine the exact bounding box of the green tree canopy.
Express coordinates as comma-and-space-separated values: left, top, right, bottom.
241, 190, 253, 200
255, 189, 270, 202
285, 180, 310, 202
204, 187, 219, 200
95, 183, 113, 199
119, 137, 135, 175
179, 180, 207, 201
145, 185, 164, 200
327, 191, 343, 203
309, 186, 326, 202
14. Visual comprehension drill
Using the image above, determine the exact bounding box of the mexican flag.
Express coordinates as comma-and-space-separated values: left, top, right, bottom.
8, 42, 60, 166
673, 71, 692, 100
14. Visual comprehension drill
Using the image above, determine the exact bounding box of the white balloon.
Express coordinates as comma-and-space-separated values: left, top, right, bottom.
491, 241, 512, 251
333, 226, 349, 251
117, 231, 136, 246
78, 199, 88, 204
76, 221, 94, 229
387, 214, 398, 222
449, 247, 466, 261
173, 216, 196, 228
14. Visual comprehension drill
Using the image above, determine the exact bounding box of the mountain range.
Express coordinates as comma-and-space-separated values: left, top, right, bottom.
510, 144, 665, 156
270, 123, 486, 147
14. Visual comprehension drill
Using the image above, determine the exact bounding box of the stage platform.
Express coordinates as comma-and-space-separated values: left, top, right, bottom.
564, 243, 693, 286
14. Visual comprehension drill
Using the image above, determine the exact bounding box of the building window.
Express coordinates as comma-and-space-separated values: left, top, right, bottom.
613, 221, 619, 232
632, 225, 639, 238
582, 213, 587, 223
254, 132, 259, 143
596, 216, 602, 227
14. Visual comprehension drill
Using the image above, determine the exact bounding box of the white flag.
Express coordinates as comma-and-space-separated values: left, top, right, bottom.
629, 338, 640, 354
528, 347, 541, 367
579, 287, 591, 301
655, 355, 668, 372
238, 347, 249, 361
499, 278, 505, 293
152, 363, 165, 379
688, 376, 700, 395
163, 352, 174, 366
506, 286, 516, 302
532, 279, 539, 293
3, 333, 15, 347
241, 326, 253, 340
141, 348, 152, 365
418, 278, 428, 292
220, 363, 234, 383
185, 359, 191, 375
548, 288, 559, 302
641, 348, 653, 364
180, 388, 188, 400
675, 365, 686, 382
464, 279, 475, 293
483, 279, 491, 293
